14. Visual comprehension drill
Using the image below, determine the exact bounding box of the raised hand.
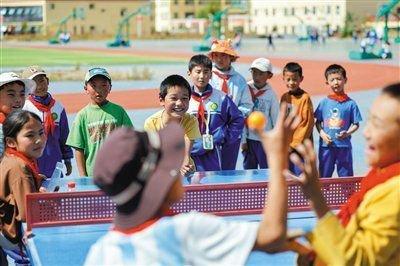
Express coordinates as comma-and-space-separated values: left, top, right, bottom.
285, 139, 330, 218
255, 103, 300, 159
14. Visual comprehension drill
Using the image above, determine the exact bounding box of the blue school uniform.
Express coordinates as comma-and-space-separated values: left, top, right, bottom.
243, 81, 279, 169
314, 97, 362, 177
211, 67, 253, 170
188, 84, 244, 171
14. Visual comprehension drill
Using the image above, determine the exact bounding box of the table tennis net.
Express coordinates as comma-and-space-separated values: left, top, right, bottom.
26, 177, 361, 230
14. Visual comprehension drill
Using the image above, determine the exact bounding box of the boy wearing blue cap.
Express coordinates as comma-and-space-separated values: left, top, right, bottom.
66, 68, 133, 177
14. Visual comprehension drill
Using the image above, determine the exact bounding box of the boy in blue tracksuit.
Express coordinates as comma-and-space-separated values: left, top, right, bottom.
314, 64, 362, 177
187, 54, 244, 171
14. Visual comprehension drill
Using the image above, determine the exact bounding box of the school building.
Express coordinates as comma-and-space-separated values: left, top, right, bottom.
154, 0, 249, 34
1, 0, 395, 38
249, 0, 390, 36
1, 0, 153, 37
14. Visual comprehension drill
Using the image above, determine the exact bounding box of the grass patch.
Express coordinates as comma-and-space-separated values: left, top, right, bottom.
0, 47, 184, 67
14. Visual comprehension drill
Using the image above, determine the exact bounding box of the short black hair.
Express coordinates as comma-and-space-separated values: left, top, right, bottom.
382, 82, 400, 101
159, 75, 191, 100
188, 54, 213, 72
3, 110, 42, 145
0, 81, 25, 91
283, 62, 302, 77
325, 64, 347, 80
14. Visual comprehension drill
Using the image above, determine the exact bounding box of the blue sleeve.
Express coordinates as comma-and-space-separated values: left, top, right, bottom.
351, 101, 362, 124
238, 78, 253, 117
222, 96, 245, 144
314, 100, 324, 122
269, 92, 280, 128
59, 109, 74, 160
191, 138, 207, 156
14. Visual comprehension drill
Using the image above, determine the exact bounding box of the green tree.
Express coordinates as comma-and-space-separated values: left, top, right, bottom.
341, 12, 356, 38
196, 1, 222, 18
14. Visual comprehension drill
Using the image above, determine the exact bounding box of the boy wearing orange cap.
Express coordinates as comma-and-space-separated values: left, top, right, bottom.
209, 39, 253, 170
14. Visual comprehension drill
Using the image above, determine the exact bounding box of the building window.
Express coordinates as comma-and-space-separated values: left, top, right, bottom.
265, 8, 268, 15
120, 8, 126, 17
174, 0, 179, 4
185, 0, 194, 4
291, 25, 295, 34
327, 5, 331, 14
1, 6, 43, 22
89, 4, 95, 10
291, 7, 295, 15
272, 8, 276, 16
50, 3, 55, 10
284, 8, 288, 16
304, 7, 308, 15
101, 8, 105, 13
185, 12, 194, 18
336, 5, 340, 15
173, 12, 178, 18
312, 6, 316, 14
90, 25, 95, 32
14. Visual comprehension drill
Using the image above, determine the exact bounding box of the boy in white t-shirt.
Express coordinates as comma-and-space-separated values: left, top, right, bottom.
85, 105, 300, 265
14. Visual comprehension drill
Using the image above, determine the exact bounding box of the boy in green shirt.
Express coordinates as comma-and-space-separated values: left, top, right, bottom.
66, 68, 132, 177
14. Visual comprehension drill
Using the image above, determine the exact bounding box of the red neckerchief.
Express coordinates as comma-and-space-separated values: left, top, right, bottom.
212, 70, 230, 94
248, 84, 267, 103
328, 93, 350, 103
0, 112, 6, 124
112, 209, 175, 235
29, 95, 56, 136
191, 90, 212, 133
5, 148, 42, 189
338, 161, 400, 226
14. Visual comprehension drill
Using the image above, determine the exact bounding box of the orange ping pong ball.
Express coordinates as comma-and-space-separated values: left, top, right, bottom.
247, 111, 266, 131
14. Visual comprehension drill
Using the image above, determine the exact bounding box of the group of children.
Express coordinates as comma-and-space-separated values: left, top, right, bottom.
142, 39, 362, 179
85, 83, 399, 265
0, 39, 368, 264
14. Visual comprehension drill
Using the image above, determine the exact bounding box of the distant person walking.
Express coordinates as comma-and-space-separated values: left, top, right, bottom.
266, 33, 275, 51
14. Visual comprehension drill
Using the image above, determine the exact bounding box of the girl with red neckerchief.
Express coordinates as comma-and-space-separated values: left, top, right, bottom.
291, 83, 400, 265
0, 110, 47, 264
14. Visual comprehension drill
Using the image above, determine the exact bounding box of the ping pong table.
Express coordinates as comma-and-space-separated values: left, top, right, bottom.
24, 170, 361, 266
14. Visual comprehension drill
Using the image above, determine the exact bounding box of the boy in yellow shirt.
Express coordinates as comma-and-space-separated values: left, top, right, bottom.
280, 62, 314, 175
144, 75, 200, 176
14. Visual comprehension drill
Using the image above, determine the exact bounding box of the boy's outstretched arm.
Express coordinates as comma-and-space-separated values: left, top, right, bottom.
254, 104, 300, 253
75, 148, 88, 177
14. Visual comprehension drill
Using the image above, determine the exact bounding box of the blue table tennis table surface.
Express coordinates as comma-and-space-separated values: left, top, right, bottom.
30, 169, 314, 265
45, 169, 271, 192
25, 211, 316, 266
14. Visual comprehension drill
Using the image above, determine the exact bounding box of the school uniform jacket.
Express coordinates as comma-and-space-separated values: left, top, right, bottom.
210, 66, 253, 117
188, 85, 244, 158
